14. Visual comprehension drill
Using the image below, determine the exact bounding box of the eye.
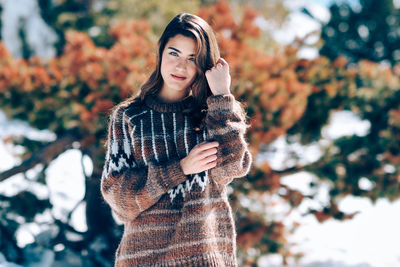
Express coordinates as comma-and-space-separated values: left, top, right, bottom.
169, 51, 178, 57
188, 57, 196, 62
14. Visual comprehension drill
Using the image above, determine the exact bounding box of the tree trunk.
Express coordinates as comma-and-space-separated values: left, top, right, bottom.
84, 148, 122, 264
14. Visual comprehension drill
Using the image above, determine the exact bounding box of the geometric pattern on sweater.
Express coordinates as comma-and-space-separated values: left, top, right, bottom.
102, 101, 210, 202
100, 93, 252, 267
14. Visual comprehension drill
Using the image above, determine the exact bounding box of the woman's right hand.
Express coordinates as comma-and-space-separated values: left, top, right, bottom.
180, 141, 219, 175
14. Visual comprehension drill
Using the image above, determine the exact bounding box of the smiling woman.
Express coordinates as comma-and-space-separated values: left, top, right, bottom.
100, 13, 252, 267
159, 35, 197, 102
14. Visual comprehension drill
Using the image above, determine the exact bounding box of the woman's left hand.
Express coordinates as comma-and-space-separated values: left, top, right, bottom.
205, 58, 231, 95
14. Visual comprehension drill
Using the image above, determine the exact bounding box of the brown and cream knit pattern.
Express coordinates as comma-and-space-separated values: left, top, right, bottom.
101, 94, 252, 267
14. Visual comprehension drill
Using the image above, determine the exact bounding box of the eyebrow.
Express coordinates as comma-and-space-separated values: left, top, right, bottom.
167, 46, 195, 57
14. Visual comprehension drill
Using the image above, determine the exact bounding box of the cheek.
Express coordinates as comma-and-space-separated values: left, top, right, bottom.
187, 64, 197, 79
160, 58, 172, 78
161, 57, 171, 71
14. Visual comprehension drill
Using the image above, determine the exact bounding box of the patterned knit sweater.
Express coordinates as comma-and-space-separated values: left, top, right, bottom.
101, 93, 252, 267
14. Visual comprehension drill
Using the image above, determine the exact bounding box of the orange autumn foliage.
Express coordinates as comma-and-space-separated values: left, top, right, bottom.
0, 19, 155, 138
2, 1, 400, 265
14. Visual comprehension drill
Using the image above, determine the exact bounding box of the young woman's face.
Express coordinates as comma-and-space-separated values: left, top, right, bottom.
160, 34, 197, 98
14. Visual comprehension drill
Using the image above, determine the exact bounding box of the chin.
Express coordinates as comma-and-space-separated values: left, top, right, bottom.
168, 84, 189, 93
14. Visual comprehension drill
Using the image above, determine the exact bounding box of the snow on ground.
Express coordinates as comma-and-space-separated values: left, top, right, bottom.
257, 110, 400, 267
291, 197, 400, 267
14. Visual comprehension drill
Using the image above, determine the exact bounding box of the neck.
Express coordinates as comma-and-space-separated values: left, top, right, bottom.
145, 93, 193, 113
158, 86, 189, 103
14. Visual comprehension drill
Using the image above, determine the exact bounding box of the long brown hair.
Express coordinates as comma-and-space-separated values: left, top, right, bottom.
118, 13, 220, 128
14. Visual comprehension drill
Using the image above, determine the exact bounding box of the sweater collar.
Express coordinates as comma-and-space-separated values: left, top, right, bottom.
145, 94, 194, 113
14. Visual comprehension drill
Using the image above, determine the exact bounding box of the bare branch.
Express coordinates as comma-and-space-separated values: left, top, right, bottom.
271, 158, 326, 176
273, 165, 307, 176
0, 129, 80, 182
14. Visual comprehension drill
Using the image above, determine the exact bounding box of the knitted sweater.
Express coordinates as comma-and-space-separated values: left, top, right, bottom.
101, 93, 252, 267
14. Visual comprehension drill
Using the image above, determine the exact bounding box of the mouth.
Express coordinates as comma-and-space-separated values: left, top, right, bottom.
171, 74, 186, 81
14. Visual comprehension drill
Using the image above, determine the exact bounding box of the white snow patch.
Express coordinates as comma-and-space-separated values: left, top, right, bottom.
1, 0, 58, 59
323, 111, 371, 139
45, 149, 85, 222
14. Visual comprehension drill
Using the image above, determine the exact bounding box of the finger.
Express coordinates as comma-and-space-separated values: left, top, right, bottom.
199, 148, 218, 159
218, 57, 228, 66
201, 154, 217, 164
216, 58, 224, 65
194, 141, 208, 149
197, 141, 219, 151
194, 141, 217, 149
203, 161, 217, 170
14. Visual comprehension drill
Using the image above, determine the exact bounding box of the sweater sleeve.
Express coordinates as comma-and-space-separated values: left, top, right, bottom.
100, 107, 188, 222
205, 94, 252, 185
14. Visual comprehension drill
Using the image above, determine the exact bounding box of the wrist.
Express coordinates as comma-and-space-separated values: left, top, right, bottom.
211, 88, 230, 96
180, 159, 188, 175
212, 92, 230, 96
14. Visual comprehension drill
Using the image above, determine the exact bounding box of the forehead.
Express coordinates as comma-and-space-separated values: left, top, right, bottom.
165, 34, 197, 55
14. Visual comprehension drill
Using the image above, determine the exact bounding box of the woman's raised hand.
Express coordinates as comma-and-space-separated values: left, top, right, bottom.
180, 141, 219, 175
205, 58, 231, 96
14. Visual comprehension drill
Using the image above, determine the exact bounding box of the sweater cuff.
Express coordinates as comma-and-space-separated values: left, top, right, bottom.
206, 94, 235, 112
149, 159, 188, 190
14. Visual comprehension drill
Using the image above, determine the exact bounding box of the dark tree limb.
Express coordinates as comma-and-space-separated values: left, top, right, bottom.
0, 128, 81, 182
273, 165, 307, 176
271, 158, 327, 176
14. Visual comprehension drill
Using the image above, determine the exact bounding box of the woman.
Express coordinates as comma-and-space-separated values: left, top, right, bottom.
101, 12, 252, 267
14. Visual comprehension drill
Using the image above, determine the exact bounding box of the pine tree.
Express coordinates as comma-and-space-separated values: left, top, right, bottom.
319, 0, 400, 65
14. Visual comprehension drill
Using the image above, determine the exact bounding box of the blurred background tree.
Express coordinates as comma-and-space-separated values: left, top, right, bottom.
1, 0, 400, 266
315, 0, 400, 65
34, 0, 289, 54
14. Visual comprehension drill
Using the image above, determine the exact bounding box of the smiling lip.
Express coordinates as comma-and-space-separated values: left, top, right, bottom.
171, 74, 186, 80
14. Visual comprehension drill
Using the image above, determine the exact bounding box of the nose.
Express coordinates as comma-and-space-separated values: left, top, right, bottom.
175, 58, 187, 71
